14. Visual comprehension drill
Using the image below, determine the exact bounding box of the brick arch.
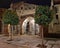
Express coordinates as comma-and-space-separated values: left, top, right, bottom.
19, 14, 34, 35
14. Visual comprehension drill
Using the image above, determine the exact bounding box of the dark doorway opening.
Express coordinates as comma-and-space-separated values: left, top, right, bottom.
26, 22, 29, 34
0, 21, 2, 34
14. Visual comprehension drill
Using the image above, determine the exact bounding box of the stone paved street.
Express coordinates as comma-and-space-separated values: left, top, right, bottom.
0, 41, 20, 48
0, 35, 60, 48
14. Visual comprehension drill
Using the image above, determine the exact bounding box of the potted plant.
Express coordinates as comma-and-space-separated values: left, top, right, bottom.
2, 10, 19, 41
35, 6, 53, 48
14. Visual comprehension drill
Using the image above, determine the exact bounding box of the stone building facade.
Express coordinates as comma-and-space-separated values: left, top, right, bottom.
48, 0, 60, 34
0, 0, 60, 37
8, 2, 39, 35
8, 0, 60, 36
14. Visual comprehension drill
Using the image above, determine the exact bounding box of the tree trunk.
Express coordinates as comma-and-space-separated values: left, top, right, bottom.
41, 26, 44, 48
8, 24, 13, 41
39, 25, 44, 48
15, 25, 17, 35
11, 25, 13, 40
40, 25, 46, 48
18, 25, 20, 36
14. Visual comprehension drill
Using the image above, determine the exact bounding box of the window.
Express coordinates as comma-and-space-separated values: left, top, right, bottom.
33, 6, 35, 9
29, 7, 31, 9
54, 15, 59, 24
21, 7, 23, 10
56, 15, 58, 20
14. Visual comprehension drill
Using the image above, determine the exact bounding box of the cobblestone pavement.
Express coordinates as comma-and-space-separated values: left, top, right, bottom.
0, 41, 20, 48
0, 35, 60, 48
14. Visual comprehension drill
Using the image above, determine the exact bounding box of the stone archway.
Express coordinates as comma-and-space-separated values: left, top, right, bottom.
22, 17, 39, 35
22, 17, 35, 35
19, 15, 33, 35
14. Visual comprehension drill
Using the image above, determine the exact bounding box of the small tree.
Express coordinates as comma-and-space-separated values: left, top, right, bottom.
35, 6, 53, 48
2, 10, 19, 41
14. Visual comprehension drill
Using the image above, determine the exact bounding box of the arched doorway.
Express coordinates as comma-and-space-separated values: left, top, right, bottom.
22, 17, 39, 35
0, 21, 2, 34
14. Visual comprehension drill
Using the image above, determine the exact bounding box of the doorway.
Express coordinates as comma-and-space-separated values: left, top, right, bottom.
0, 21, 2, 34
22, 17, 39, 35
26, 22, 30, 34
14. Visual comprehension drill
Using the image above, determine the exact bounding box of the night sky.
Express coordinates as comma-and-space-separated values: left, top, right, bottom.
0, 0, 51, 8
